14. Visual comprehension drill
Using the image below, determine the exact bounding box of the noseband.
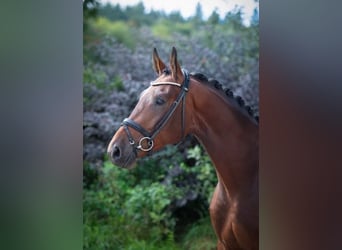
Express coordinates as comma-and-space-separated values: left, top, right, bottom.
121, 69, 190, 153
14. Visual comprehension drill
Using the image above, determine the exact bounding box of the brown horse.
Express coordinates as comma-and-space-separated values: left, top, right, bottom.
107, 47, 259, 250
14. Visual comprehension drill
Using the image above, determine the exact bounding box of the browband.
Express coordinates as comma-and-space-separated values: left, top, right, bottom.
150, 82, 182, 87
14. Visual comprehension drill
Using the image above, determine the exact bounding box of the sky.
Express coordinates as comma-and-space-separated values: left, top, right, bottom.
100, 0, 258, 25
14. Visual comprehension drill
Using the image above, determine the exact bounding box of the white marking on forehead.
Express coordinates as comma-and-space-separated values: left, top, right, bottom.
138, 84, 158, 100
139, 88, 149, 99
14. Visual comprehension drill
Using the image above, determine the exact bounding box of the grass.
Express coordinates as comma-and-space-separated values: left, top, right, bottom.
181, 217, 217, 250
123, 216, 217, 250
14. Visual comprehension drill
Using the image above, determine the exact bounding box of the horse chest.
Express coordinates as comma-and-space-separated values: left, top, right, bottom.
209, 183, 235, 234
210, 183, 257, 249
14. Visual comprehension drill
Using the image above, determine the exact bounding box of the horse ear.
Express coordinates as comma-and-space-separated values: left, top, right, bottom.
170, 47, 183, 82
152, 48, 166, 75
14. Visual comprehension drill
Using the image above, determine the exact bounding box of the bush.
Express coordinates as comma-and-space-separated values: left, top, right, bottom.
91, 17, 136, 49
182, 217, 217, 250
152, 20, 193, 39
83, 67, 108, 87
83, 145, 218, 249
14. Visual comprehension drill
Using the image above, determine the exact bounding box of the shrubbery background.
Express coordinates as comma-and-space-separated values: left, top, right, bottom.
83, 1, 258, 249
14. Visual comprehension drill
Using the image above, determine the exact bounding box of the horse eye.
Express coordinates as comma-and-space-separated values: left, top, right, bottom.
155, 97, 166, 106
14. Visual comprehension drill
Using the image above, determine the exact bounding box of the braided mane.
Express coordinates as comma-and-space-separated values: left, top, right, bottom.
190, 72, 259, 123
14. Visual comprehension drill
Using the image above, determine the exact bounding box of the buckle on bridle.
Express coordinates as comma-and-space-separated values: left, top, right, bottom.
136, 137, 154, 152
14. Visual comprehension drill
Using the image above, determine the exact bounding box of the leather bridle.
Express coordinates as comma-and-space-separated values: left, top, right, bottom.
121, 69, 190, 154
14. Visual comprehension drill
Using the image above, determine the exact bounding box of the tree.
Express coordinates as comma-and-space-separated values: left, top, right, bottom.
208, 9, 220, 25
83, 0, 100, 32
98, 3, 127, 21
125, 2, 148, 26
193, 2, 203, 25
83, 0, 99, 20
169, 11, 185, 23
250, 7, 259, 26
223, 7, 244, 29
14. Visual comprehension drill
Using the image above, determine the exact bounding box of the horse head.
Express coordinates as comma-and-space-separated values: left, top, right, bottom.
107, 47, 190, 168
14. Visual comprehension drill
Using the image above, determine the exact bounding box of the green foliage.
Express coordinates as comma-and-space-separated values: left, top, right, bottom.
223, 7, 244, 30
84, 151, 177, 249
182, 217, 217, 250
174, 22, 192, 36
83, 67, 107, 86
83, 0, 100, 32
91, 17, 136, 49
151, 21, 171, 39
125, 183, 180, 238
152, 20, 193, 40
83, 67, 124, 91
83, 161, 99, 189
83, 145, 218, 249
193, 2, 204, 25
123, 239, 180, 250
186, 146, 217, 204
110, 76, 124, 91
208, 9, 220, 25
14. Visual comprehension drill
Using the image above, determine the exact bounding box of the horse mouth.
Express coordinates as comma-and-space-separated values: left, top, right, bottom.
109, 148, 137, 169
121, 153, 137, 169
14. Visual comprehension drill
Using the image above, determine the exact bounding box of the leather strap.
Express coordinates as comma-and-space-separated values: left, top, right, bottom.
121, 69, 190, 153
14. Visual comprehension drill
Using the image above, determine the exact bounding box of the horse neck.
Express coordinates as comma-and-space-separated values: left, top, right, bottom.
187, 80, 259, 197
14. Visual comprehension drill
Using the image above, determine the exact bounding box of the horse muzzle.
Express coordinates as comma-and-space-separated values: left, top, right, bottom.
107, 132, 137, 169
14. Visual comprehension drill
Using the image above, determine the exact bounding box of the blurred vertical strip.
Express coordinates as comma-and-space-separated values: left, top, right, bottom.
260, 0, 342, 249
0, 0, 82, 250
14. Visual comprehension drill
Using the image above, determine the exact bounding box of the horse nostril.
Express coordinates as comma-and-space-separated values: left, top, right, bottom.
112, 145, 121, 160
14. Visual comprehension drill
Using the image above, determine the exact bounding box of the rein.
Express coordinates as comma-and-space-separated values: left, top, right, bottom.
121, 69, 190, 153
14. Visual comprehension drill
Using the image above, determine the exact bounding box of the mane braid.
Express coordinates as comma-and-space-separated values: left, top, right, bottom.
190, 72, 258, 124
